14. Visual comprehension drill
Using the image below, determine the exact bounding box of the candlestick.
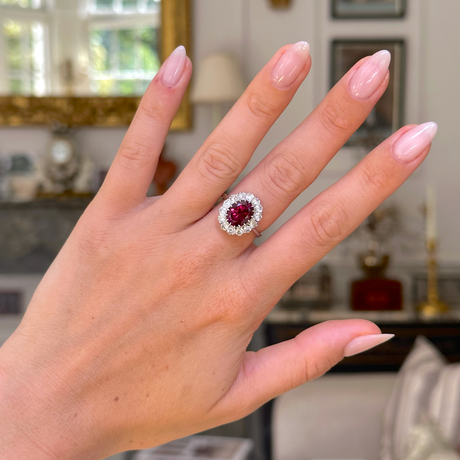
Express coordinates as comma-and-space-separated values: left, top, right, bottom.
426, 186, 437, 241
416, 238, 449, 317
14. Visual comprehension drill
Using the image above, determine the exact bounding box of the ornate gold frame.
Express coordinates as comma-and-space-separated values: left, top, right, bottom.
0, 0, 191, 130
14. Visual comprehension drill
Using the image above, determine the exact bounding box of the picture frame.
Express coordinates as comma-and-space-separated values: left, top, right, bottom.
331, 39, 405, 147
331, 0, 407, 19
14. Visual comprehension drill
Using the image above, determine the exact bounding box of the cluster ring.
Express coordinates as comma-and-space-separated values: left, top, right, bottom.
218, 192, 263, 237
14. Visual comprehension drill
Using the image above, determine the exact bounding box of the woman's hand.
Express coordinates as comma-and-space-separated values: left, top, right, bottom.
0, 43, 436, 460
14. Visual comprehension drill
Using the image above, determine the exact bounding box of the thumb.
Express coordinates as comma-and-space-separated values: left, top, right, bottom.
213, 320, 393, 419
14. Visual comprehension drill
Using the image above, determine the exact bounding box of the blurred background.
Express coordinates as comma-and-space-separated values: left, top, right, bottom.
0, 1, 459, 460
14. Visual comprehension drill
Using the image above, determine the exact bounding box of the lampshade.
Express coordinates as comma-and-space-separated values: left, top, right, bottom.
190, 53, 246, 104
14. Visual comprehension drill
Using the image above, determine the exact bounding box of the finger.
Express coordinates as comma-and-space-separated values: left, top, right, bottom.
210, 320, 386, 417
97, 46, 192, 212
161, 42, 311, 223
246, 122, 437, 299
223, 50, 391, 234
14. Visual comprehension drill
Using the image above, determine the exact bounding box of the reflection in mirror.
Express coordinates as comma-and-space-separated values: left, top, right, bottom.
0, 0, 161, 96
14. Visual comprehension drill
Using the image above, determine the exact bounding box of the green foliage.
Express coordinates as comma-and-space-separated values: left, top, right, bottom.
89, 24, 160, 95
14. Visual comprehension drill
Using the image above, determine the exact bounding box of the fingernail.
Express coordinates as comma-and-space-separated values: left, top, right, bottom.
348, 50, 391, 100
393, 122, 438, 163
161, 45, 187, 88
271, 41, 310, 89
344, 334, 394, 357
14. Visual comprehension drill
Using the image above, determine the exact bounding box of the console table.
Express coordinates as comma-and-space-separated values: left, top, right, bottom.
0, 196, 92, 273
264, 306, 460, 372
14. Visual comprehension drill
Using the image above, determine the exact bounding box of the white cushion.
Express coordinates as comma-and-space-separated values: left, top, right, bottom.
381, 337, 447, 460
273, 373, 395, 460
429, 362, 460, 449
403, 418, 460, 460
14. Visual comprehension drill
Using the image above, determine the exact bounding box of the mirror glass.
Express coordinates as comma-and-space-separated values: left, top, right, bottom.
0, 0, 161, 96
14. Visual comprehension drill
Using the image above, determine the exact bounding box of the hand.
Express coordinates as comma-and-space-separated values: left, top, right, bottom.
0, 43, 436, 460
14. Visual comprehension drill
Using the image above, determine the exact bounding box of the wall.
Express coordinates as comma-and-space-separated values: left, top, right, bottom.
1, 0, 460, 307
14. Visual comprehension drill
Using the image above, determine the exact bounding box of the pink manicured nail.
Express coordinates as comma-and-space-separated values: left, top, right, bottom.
393, 122, 438, 163
348, 50, 391, 100
161, 45, 187, 88
344, 334, 394, 357
271, 41, 310, 89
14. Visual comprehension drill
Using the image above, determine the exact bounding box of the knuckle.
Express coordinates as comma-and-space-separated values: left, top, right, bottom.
138, 98, 168, 124
73, 219, 113, 261
264, 153, 307, 199
319, 103, 352, 134
197, 142, 242, 183
212, 273, 257, 325
294, 335, 335, 386
304, 200, 349, 247
359, 163, 388, 193
118, 140, 154, 170
246, 90, 277, 121
292, 336, 317, 387
304, 353, 334, 383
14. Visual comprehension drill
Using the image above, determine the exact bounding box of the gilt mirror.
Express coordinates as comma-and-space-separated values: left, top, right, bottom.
0, 0, 191, 128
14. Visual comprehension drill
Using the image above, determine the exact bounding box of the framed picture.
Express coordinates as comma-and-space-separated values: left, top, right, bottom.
332, 0, 407, 19
331, 39, 405, 146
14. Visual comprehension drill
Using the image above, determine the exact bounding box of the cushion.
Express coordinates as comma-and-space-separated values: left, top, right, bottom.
429, 362, 460, 451
381, 337, 447, 460
404, 417, 460, 460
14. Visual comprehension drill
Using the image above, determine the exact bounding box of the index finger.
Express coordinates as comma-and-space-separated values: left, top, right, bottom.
98, 46, 192, 213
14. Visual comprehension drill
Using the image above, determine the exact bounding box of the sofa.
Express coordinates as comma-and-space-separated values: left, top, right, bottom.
273, 373, 396, 460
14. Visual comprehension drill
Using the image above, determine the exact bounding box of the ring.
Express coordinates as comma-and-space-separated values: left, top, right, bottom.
218, 192, 263, 237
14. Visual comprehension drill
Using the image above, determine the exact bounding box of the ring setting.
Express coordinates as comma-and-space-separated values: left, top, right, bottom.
218, 192, 263, 236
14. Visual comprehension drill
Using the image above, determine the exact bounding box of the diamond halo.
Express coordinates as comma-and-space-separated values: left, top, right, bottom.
218, 192, 263, 236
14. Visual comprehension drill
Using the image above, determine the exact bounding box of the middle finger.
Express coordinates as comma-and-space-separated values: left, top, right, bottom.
216, 50, 391, 236
161, 42, 311, 223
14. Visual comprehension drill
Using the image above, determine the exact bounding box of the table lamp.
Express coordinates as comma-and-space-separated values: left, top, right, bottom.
190, 53, 246, 129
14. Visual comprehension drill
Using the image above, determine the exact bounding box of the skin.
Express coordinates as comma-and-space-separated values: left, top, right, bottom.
0, 45, 431, 460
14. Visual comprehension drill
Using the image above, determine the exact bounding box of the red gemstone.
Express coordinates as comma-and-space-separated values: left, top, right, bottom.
227, 200, 254, 226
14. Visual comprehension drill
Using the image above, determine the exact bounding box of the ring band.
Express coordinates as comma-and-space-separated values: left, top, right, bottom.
218, 192, 263, 237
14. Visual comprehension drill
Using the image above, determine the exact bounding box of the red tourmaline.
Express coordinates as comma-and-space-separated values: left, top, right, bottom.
227, 200, 254, 226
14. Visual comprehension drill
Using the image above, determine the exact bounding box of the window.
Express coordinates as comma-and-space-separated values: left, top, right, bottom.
2, 18, 46, 95
0, 0, 160, 96
0, 0, 41, 9
0, 0, 47, 95
87, 0, 161, 96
